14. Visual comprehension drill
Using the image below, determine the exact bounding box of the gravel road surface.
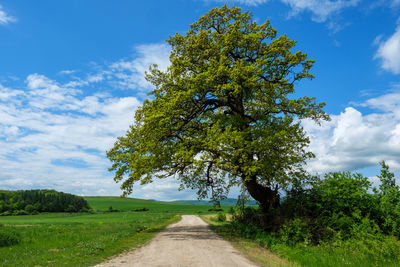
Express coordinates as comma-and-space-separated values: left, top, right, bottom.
95, 215, 258, 267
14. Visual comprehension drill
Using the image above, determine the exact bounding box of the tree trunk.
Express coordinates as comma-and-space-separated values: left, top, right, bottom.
244, 177, 280, 213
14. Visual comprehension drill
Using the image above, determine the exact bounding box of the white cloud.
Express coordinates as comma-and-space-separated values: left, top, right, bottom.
0, 74, 142, 197
0, 5, 16, 25
110, 43, 171, 90
0, 42, 195, 200
374, 26, 400, 74
280, 0, 359, 22
304, 91, 400, 174
57, 44, 171, 93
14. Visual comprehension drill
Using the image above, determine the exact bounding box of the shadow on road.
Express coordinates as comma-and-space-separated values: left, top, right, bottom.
162, 225, 220, 240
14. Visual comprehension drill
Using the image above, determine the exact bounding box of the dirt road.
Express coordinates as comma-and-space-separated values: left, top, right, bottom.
95, 215, 258, 267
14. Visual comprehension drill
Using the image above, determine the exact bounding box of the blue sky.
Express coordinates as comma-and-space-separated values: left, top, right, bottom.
0, 0, 400, 200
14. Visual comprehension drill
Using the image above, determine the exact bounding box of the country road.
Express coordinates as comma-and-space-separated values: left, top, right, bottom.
95, 215, 258, 267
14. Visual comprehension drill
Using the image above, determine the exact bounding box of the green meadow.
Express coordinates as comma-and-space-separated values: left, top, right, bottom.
0, 197, 228, 267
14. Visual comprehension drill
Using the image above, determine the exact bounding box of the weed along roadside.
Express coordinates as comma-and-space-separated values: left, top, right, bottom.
201, 214, 295, 267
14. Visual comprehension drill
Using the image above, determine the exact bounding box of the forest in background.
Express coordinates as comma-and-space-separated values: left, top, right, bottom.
0, 189, 91, 215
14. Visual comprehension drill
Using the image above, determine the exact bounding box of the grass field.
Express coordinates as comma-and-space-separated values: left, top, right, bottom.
0, 197, 228, 267
84, 196, 229, 213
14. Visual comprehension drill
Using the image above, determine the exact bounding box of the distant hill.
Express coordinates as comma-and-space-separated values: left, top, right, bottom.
168, 198, 258, 206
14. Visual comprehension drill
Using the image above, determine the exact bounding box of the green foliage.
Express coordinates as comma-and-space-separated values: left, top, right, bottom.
219, 217, 400, 267
24, 204, 35, 214
0, 225, 21, 247
216, 211, 226, 222
281, 171, 382, 241
377, 160, 397, 193
278, 218, 311, 245
315, 172, 373, 221
0, 189, 91, 215
235, 161, 400, 249
374, 161, 400, 236
107, 5, 328, 210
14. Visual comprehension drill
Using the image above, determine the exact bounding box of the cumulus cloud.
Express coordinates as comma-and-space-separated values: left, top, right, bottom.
0, 5, 16, 25
0, 43, 178, 199
303, 91, 400, 174
280, 0, 359, 22
0, 75, 141, 195
374, 26, 400, 74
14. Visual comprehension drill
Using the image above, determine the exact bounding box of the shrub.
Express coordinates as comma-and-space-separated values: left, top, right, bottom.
279, 218, 311, 245
12, 210, 28, 216
107, 206, 120, 212
315, 172, 372, 218
208, 208, 223, 212
0, 210, 12, 216
132, 207, 149, 212
0, 226, 21, 247
216, 211, 226, 222
374, 161, 400, 236
24, 204, 35, 214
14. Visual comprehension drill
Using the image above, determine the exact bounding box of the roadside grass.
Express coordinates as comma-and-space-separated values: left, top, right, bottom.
0, 197, 229, 267
201, 215, 295, 267
202, 215, 400, 267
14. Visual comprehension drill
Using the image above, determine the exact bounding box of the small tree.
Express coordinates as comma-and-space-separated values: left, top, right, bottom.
107, 5, 328, 213
378, 160, 397, 194
376, 161, 400, 235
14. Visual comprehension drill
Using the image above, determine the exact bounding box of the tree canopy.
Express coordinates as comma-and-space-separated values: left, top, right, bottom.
107, 5, 329, 212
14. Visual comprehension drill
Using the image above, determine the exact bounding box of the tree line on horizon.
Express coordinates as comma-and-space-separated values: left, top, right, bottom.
0, 189, 91, 215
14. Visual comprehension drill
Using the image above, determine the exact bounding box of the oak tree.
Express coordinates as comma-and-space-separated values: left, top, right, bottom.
107, 5, 329, 212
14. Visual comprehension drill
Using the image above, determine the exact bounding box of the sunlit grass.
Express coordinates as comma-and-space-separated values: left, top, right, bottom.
0, 196, 226, 267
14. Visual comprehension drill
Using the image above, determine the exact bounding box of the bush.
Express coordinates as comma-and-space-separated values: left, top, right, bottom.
24, 204, 35, 214
231, 162, 400, 247
132, 207, 149, 212
107, 206, 120, 212
0, 226, 21, 247
0, 210, 12, 216
279, 218, 311, 245
315, 172, 373, 219
208, 208, 223, 212
216, 211, 226, 222
13, 210, 28, 216
282, 171, 378, 241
